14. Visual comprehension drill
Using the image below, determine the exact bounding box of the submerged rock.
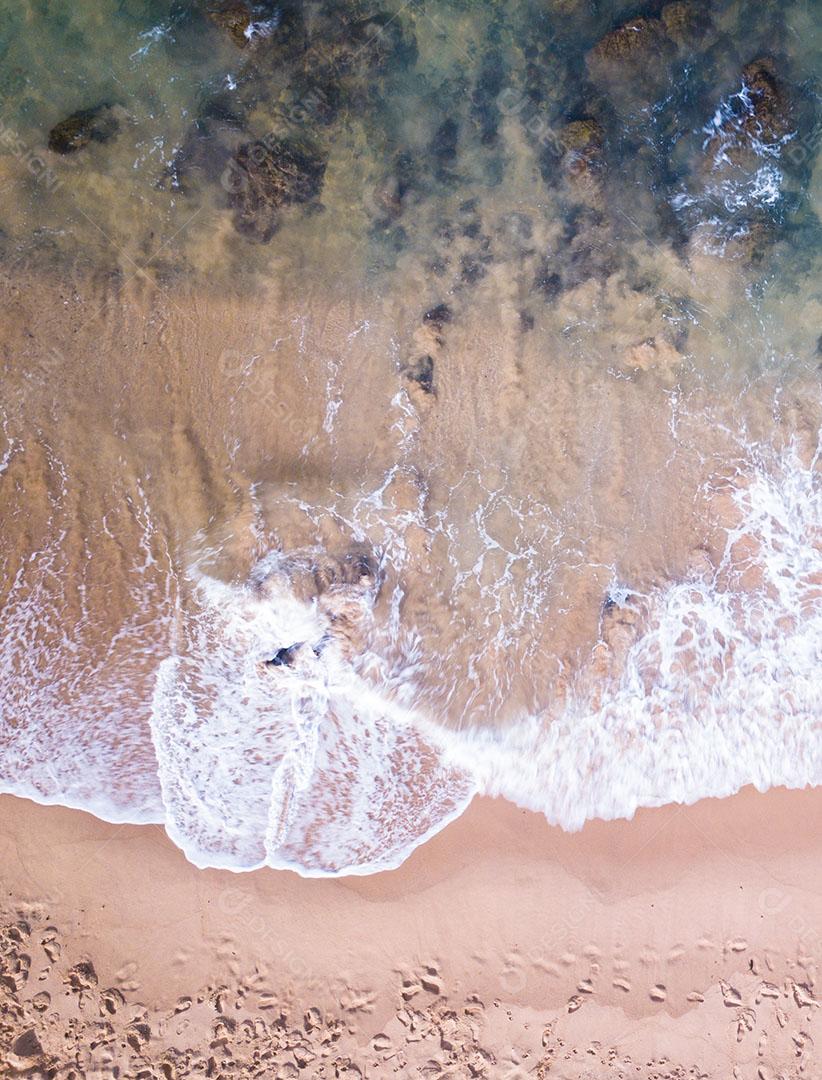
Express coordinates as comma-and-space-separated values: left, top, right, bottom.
534, 264, 562, 300
622, 335, 682, 374
471, 49, 506, 145
430, 118, 459, 181
47, 103, 122, 155
597, 592, 643, 672
423, 303, 452, 330
740, 58, 793, 142
207, 0, 286, 48
229, 137, 327, 242
208, 1, 255, 47
660, 2, 712, 47
297, 8, 416, 84
404, 354, 435, 395
367, 151, 418, 227
586, 16, 674, 91
702, 58, 793, 164
560, 118, 605, 192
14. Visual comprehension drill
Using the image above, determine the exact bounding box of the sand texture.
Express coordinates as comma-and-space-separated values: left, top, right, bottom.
2, 787, 821, 1078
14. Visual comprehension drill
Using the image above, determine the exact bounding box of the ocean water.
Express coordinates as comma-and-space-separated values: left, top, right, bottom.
0, 0, 820, 874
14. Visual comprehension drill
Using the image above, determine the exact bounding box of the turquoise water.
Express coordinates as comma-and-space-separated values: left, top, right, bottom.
0, 0, 817, 288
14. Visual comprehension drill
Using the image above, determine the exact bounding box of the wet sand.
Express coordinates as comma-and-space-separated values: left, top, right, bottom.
2, 786, 822, 1076
1, 265, 820, 873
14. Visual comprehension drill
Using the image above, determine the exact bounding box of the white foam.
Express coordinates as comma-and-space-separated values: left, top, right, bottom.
150, 554, 476, 873
145, 436, 822, 873
0, 453, 171, 822
457, 438, 821, 827
672, 78, 796, 253
1, 433, 819, 876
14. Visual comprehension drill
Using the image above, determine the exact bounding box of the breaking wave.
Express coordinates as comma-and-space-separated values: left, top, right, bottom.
1, 426, 819, 875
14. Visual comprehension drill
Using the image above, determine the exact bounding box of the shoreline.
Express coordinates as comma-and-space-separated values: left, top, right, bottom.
2, 785, 822, 1074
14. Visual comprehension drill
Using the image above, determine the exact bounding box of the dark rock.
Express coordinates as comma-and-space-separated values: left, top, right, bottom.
587, 17, 675, 89
430, 118, 459, 179
534, 265, 562, 300
266, 644, 303, 667
460, 254, 488, 284
352, 10, 417, 71
660, 2, 712, 47
208, 1, 256, 47
48, 104, 121, 155
423, 303, 452, 329
229, 137, 327, 242
199, 92, 247, 129
471, 50, 506, 145
405, 354, 435, 394
740, 58, 793, 142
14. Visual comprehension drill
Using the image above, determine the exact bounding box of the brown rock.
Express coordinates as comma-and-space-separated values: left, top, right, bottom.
589, 16, 672, 64
48, 104, 121, 155
229, 137, 327, 242
587, 17, 674, 90
661, 2, 712, 46
560, 119, 604, 189
741, 58, 792, 141
208, 1, 254, 47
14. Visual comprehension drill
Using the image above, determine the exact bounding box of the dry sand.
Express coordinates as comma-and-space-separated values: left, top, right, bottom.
2, 785, 821, 1078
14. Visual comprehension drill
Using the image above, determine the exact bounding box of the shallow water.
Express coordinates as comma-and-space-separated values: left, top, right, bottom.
0, 0, 820, 873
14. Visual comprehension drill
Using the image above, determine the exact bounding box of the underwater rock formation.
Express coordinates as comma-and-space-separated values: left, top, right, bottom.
586, 15, 675, 95
229, 137, 327, 242
47, 104, 122, 155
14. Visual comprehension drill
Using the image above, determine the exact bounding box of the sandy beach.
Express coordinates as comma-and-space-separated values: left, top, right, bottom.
1, 0, 821, 1074
2, 786, 821, 1076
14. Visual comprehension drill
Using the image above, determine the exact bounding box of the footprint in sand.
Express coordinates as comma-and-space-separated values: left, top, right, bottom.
370, 1032, 392, 1053
100, 987, 125, 1015
114, 960, 140, 991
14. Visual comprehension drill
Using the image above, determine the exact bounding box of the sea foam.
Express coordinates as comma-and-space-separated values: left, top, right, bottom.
1, 433, 820, 876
